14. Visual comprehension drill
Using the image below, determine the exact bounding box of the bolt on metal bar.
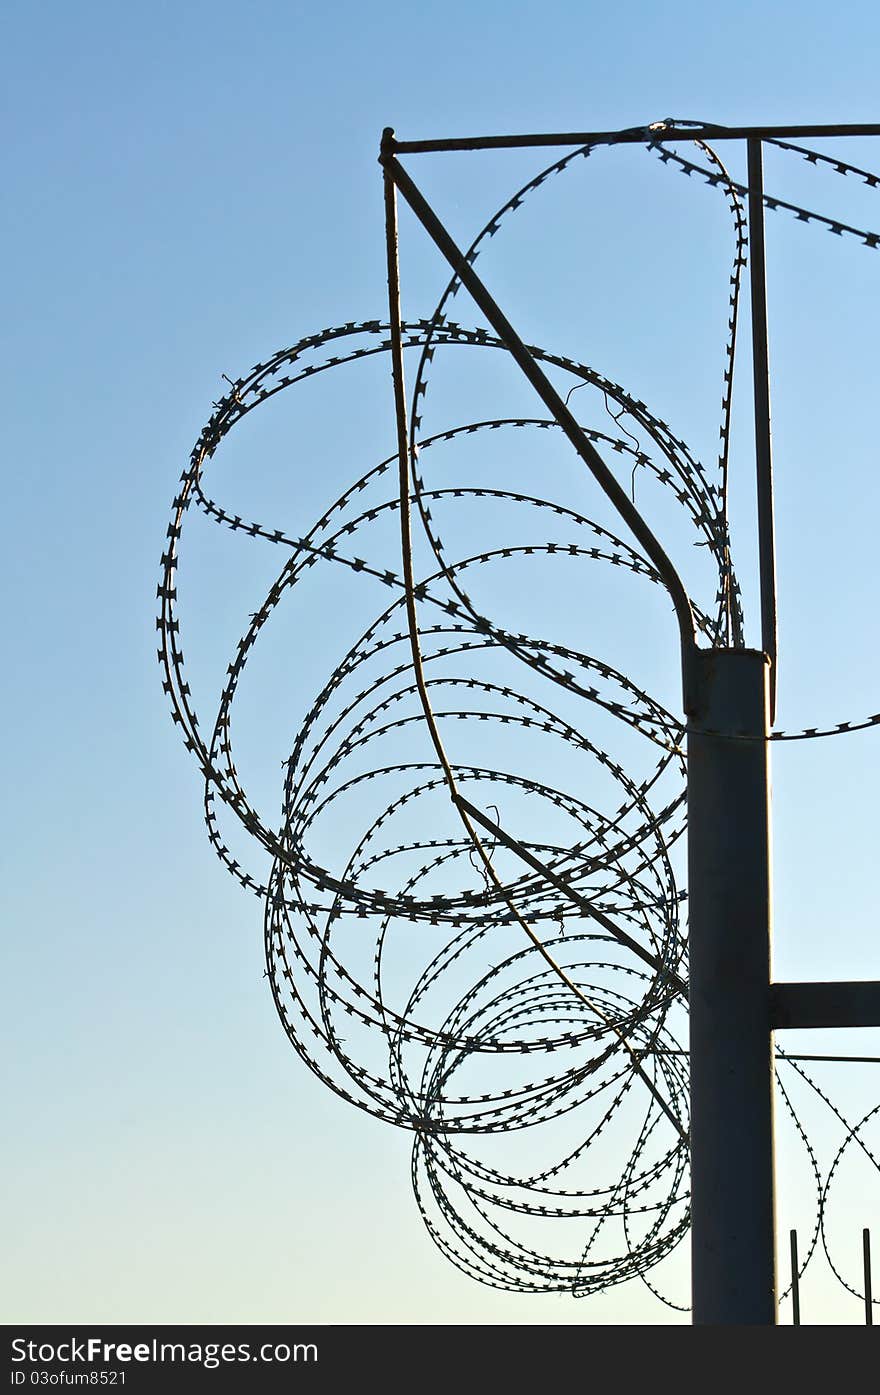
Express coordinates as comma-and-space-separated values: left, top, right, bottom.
791, 1230, 801, 1325
747, 138, 778, 723
389, 123, 880, 155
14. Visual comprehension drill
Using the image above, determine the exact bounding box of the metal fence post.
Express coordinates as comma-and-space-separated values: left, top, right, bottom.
687, 647, 777, 1323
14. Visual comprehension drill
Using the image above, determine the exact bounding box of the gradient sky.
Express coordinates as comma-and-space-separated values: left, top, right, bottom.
4, 0, 878, 1326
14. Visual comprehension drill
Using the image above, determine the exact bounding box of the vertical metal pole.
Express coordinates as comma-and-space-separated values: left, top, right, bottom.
687, 647, 777, 1324
747, 139, 778, 723
865, 1229, 874, 1325
790, 1230, 801, 1325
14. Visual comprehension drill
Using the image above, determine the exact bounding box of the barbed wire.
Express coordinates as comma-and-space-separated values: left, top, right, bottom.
159, 120, 878, 1312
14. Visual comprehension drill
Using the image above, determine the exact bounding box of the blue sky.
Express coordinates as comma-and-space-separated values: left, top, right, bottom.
3, 0, 878, 1325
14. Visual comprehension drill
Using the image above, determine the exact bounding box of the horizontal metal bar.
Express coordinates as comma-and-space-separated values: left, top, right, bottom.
781, 1053, 880, 1064
388, 123, 880, 155
770, 981, 880, 1030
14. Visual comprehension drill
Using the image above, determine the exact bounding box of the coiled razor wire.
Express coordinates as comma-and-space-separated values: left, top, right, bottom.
158, 121, 879, 1311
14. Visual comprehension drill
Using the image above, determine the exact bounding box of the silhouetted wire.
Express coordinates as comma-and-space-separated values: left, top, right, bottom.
159, 120, 879, 1310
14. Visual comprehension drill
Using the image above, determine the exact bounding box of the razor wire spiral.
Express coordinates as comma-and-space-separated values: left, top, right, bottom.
158, 121, 879, 1311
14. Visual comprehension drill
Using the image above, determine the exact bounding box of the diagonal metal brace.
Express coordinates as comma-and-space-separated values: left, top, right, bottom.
379, 132, 699, 709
